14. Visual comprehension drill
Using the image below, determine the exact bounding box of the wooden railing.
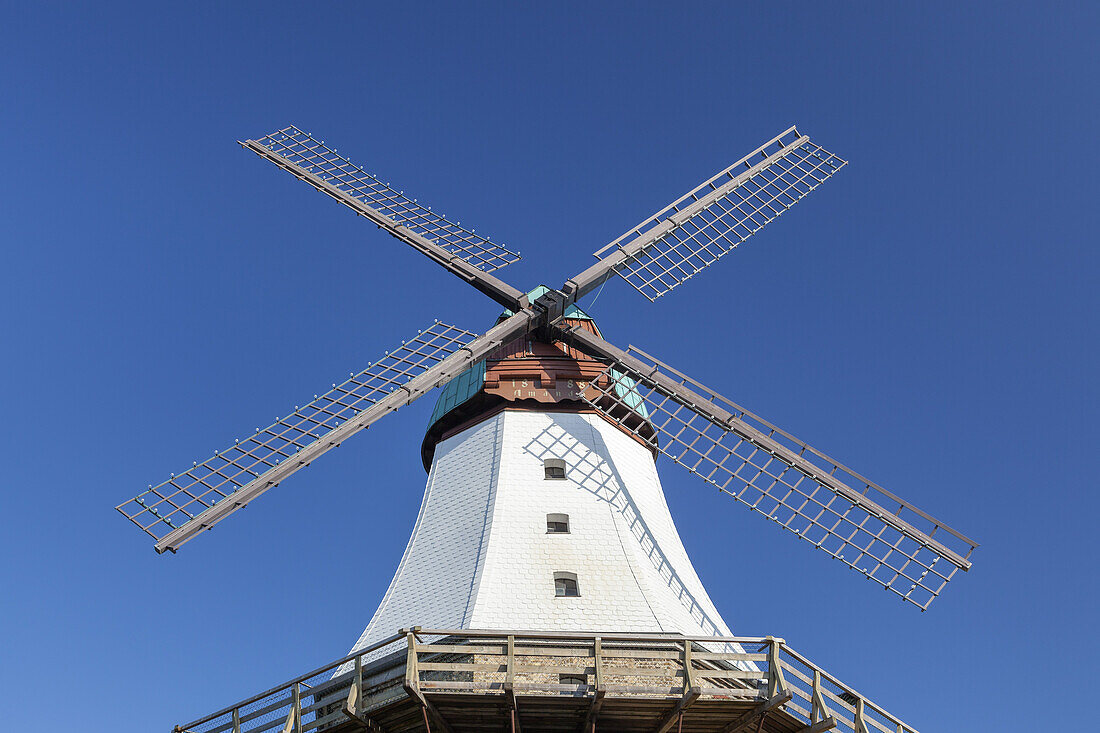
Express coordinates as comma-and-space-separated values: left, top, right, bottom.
174, 628, 919, 733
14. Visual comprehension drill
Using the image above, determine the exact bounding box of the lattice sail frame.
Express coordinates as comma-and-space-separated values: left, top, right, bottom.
579, 347, 978, 610
116, 321, 478, 544
594, 127, 846, 301
248, 126, 521, 273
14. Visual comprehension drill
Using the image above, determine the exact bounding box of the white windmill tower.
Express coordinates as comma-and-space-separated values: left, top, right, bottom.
121, 126, 977, 733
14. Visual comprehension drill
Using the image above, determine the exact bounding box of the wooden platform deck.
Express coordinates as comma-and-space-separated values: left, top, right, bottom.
174, 629, 917, 733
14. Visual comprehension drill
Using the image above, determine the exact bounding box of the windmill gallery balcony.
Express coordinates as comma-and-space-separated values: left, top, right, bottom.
174, 628, 917, 733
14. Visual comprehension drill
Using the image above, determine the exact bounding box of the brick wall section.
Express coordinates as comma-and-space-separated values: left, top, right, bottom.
346, 408, 732, 660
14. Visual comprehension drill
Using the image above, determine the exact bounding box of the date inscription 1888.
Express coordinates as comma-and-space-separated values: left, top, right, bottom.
484, 377, 595, 405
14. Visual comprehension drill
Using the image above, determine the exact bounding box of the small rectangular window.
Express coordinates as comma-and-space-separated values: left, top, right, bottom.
559, 674, 587, 686
544, 458, 566, 480
554, 572, 579, 597
546, 513, 570, 533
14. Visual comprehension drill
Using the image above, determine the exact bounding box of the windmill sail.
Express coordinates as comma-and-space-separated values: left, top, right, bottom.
567, 329, 977, 610
243, 126, 527, 310
117, 321, 480, 552
578, 127, 845, 302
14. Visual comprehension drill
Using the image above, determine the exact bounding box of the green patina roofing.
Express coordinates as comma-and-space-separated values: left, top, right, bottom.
427, 358, 486, 429
426, 286, 647, 434
608, 368, 649, 417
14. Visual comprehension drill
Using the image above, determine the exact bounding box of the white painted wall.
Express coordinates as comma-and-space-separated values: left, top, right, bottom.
346, 409, 732, 658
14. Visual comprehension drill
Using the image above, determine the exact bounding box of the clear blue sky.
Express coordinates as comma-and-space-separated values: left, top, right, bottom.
1, 3, 1096, 731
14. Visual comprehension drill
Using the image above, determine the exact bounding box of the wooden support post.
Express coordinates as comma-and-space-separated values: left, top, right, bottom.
653, 642, 700, 733
582, 637, 605, 733
344, 676, 360, 720
505, 635, 522, 733
232, 708, 240, 733
505, 634, 516, 695
343, 655, 384, 730
682, 639, 695, 692
280, 684, 299, 733
342, 684, 386, 730
593, 637, 604, 694
402, 632, 454, 733
811, 670, 834, 724
765, 637, 787, 699
293, 683, 301, 733
355, 655, 363, 710
792, 670, 837, 733
404, 632, 418, 695
854, 697, 870, 733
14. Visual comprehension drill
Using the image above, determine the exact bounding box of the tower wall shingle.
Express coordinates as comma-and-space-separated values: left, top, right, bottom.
347, 409, 731, 658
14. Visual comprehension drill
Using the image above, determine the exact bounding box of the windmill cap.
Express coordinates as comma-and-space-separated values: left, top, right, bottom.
421, 286, 656, 469
425, 287, 601, 457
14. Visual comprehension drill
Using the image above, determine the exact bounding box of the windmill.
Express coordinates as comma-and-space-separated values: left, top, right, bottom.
119, 125, 978, 733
